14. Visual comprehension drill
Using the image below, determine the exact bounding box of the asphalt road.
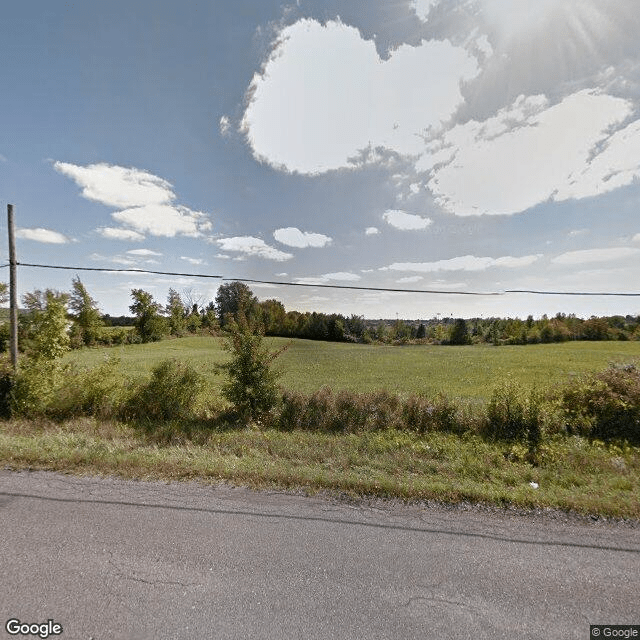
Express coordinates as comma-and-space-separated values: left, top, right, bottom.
1, 470, 638, 640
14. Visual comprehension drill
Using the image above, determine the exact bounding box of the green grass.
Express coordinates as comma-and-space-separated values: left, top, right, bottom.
1, 418, 638, 518
63, 336, 640, 401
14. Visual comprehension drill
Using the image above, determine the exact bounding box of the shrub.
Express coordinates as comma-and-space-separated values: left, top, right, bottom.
560, 364, 640, 444
484, 381, 544, 446
278, 388, 460, 435
0, 360, 14, 418
217, 323, 287, 420
402, 393, 460, 434
124, 359, 205, 422
10, 359, 63, 418
47, 357, 126, 420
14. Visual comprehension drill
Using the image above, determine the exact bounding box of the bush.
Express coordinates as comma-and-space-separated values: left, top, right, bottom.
561, 365, 640, 444
47, 358, 126, 420
278, 388, 462, 435
10, 359, 63, 418
0, 360, 14, 418
124, 359, 205, 422
484, 381, 544, 446
217, 323, 286, 420
402, 393, 460, 434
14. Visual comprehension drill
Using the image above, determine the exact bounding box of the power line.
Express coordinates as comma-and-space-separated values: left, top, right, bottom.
506, 289, 640, 297
15, 262, 224, 279
5, 261, 640, 297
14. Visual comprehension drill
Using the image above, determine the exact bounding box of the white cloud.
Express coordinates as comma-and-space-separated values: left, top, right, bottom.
54, 162, 174, 208
97, 227, 145, 241
216, 236, 293, 261
16, 228, 69, 244
126, 249, 162, 257
555, 118, 640, 201
55, 161, 212, 238
397, 276, 424, 284
219, 115, 231, 137
365, 227, 380, 235
90, 253, 137, 267
181, 256, 205, 265
242, 19, 478, 174
0, 153, 7, 163
551, 247, 640, 265
112, 204, 210, 238
384, 254, 541, 272
569, 229, 589, 237
633, 233, 640, 243
296, 272, 361, 285
426, 90, 638, 216
273, 227, 332, 248
413, 0, 439, 21
383, 209, 433, 230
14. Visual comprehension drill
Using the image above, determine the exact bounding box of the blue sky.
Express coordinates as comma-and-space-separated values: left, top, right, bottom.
1, 0, 640, 319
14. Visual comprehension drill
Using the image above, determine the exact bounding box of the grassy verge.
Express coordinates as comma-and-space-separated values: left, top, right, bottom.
1, 417, 638, 519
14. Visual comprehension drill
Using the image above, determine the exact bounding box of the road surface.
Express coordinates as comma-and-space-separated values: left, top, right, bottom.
1, 470, 638, 639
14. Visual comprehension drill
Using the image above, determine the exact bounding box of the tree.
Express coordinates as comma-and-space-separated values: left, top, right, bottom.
215, 282, 259, 327
200, 301, 219, 333
129, 289, 167, 343
69, 277, 103, 345
217, 318, 287, 420
166, 288, 186, 336
449, 318, 471, 345
0, 283, 8, 305
11, 290, 71, 417
28, 290, 70, 360
416, 323, 426, 339
259, 299, 286, 335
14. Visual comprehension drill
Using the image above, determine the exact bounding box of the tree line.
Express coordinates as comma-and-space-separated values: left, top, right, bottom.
1, 279, 639, 354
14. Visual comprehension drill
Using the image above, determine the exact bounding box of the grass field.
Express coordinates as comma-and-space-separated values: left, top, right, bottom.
3, 336, 639, 518
63, 336, 640, 402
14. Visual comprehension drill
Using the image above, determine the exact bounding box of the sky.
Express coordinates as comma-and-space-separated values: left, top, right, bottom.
1, 0, 640, 320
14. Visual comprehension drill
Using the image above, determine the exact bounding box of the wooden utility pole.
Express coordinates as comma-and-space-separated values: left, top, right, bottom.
7, 204, 18, 370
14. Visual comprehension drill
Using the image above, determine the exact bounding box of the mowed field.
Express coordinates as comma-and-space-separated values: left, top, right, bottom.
63, 336, 640, 402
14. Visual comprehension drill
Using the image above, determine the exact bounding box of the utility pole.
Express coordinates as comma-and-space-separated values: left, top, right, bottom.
7, 204, 18, 371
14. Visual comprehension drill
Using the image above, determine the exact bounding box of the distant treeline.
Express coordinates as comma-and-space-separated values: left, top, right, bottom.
3, 279, 639, 351
216, 282, 640, 345
257, 308, 640, 345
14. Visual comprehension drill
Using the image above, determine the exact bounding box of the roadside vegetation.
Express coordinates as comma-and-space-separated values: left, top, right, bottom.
0, 279, 639, 519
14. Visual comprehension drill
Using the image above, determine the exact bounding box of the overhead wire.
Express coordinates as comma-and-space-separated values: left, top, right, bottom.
3, 261, 639, 297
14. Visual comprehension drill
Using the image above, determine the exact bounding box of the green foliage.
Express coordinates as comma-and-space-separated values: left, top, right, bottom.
561, 365, 640, 444
11, 359, 63, 418
69, 277, 103, 346
0, 282, 8, 305
0, 323, 10, 352
449, 318, 471, 345
215, 281, 259, 327
278, 387, 465, 434
129, 289, 168, 343
21, 290, 70, 361
47, 357, 127, 420
484, 380, 544, 446
0, 360, 14, 418
402, 394, 461, 434
125, 359, 205, 422
185, 312, 202, 333
217, 322, 286, 419
166, 288, 186, 337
